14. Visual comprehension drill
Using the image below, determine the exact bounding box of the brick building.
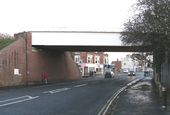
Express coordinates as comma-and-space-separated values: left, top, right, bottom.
111, 59, 122, 74
73, 52, 109, 76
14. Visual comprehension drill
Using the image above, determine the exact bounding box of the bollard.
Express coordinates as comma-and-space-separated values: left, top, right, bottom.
162, 87, 167, 110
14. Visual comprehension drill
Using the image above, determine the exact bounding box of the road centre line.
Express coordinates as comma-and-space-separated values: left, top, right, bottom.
0, 95, 39, 107
43, 88, 70, 94
43, 84, 88, 94
74, 84, 87, 88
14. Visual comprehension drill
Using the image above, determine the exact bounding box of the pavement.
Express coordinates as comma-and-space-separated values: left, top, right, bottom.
108, 76, 170, 115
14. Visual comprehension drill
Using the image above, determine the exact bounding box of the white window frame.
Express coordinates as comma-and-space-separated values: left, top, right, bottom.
74, 55, 80, 63
95, 56, 100, 64
87, 54, 93, 63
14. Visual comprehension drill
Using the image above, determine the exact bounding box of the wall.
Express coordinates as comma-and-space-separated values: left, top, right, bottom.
80, 52, 106, 64
0, 32, 81, 87
111, 60, 121, 74
81, 52, 87, 63
0, 33, 27, 87
29, 50, 81, 84
64, 52, 81, 80
28, 33, 81, 84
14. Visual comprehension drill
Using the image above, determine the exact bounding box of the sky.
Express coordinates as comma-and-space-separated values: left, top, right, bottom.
0, 0, 137, 62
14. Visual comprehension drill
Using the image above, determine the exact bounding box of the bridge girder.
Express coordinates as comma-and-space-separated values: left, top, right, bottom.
32, 45, 153, 52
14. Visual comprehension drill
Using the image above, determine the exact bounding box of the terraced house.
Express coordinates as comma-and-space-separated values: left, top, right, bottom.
73, 52, 109, 77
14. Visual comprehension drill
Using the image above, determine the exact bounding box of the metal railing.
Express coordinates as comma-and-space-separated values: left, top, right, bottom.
161, 63, 170, 90
161, 63, 170, 110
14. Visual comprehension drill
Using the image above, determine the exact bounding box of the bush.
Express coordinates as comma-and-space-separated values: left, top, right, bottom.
0, 33, 15, 50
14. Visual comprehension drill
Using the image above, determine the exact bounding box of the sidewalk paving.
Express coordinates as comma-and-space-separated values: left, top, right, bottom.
109, 77, 170, 115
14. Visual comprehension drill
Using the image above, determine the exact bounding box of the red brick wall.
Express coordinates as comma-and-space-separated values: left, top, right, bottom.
99, 52, 105, 64
27, 33, 81, 84
29, 50, 81, 84
80, 52, 106, 64
80, 52, 87, 63
29, 50, 65, 83
0, 32, 81, 87
0, 32, 27, 87
111, 60, 122, 73
64, 52, 81, 80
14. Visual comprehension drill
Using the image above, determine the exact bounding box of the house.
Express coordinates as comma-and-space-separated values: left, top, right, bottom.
121, 54, 139, 72
111, 59, 121, 74
73, 52, 109, 77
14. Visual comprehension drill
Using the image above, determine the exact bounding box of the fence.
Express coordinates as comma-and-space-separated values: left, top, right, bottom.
161, 63, 170, 90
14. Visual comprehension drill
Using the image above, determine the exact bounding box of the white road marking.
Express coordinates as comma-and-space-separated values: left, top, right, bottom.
98, 78, 143, 115
43, 88, 70, 94
74, 84, 87, 88
0, 95, 39, 107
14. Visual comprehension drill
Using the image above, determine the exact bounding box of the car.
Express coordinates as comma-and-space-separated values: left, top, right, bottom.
105, 71, 114, 78
123, 69, 129, 73
128, 71, 136, 76
105, 71, 112, 78
111, 71, 115, 77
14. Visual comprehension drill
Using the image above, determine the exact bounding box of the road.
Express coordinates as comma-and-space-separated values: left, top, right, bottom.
0, 73, 142, 115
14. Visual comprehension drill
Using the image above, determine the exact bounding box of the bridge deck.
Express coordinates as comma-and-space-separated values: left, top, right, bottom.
31, 31, 152, 52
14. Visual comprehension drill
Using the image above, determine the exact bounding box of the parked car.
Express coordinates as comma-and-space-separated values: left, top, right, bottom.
128, 71, 136, 76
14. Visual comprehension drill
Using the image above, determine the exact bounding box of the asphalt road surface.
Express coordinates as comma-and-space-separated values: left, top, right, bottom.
0, 73, 142, 115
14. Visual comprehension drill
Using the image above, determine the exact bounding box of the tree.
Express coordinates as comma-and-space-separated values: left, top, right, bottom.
0, 33, 13, 39
120, 0, 170, 78
121, 0, 170, 49
0, 33, 15, 49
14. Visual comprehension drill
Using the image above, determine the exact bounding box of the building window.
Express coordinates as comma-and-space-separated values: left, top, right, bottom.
104, 57, 109, 65
74, 55, 80, 63
96, 68, 102, 72
95, 56, 100, 64
87, 54, 93, 63
87, 57, 90, 63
